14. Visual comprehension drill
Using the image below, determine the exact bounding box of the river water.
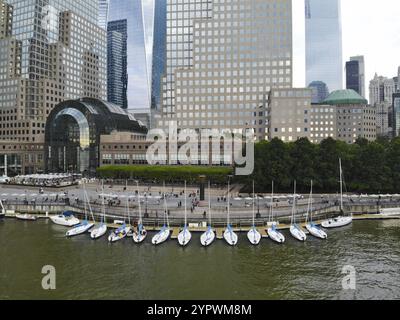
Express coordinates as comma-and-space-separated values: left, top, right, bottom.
1, 218, 400, 300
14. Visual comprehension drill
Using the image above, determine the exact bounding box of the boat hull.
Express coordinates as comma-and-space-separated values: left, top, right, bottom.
321, 216, 352, 228
267, 228, 285, 244
151, 228, 170, 245
200, 228, 215, 247
223, 228, 238, 246
306, 224, 327, 239
247, 227, 261, 245
90, 224, 107, 239
50, 215, 80, 227
16, 214, 37, 221
108, 226, 130, 243
178, 228, 192, 246
132, 227, 147, 243
66, 222, 94, 237
290, 225, 307, 242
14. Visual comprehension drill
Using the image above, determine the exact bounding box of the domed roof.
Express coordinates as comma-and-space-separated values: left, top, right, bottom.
323, 89, 368, 105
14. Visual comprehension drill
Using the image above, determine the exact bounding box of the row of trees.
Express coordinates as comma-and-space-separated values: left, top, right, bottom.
237, 137, 400, 194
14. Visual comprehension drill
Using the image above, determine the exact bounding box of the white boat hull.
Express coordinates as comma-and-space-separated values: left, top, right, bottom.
16, 214, 37, 221
290, 225, 307, 242
306, 223, 327, 239
132, 225, 147, 243
50, 214, 80, 227
267, 227, 285, 244
247, 227, 261, 245
223, 227, 238, 246
178, 228, 192, 247
108, 226, 130, 242
152, 227, 170, 245
200, 228, 215, 247
90, 224, 107, 239
321, 216, 352, 228
66, 222, 94, 237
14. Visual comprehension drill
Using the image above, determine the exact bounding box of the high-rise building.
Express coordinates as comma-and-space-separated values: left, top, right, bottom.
158, 0, 293, 142
0, 0, 13, 38
393, 93, 400, 137
308, 81, 329, 103
98, 0, 109, 29
0, 0, 106, 143
305, 0, 343, 92
150, 0, 167, 111
108, 0, 151, 110
346, 56, 365, 98
107, 19, 128, 109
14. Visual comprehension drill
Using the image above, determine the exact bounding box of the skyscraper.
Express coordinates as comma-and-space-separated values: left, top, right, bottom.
393, 93, 400, 137
305, 0, 343, 92
98, 0, 109, 29
150, 0, 167, 111
0, 0, 106, 143
308, 81, 329, 103
346, 56, 365, 98
108, 0, 151, 110
107, 20, 128, 109
158, 0, 293, 141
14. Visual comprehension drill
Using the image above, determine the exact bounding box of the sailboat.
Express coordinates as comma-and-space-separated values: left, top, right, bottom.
247, 181, 261, 245
224, 181, 238, 246
305, 180, 327, 239
50, 211, 80, 226
200, 181, 216, 247
108, 196, 131, 243
66, 185, 95, 237
267, 181, 285, 244
90, 180, 108, 239
289, 181, 307, 242
151, 183, 171, 245
0, 199, 5, 219
133, 181, 147, 243
178, 181, 192, 246
322, 158, 353, 228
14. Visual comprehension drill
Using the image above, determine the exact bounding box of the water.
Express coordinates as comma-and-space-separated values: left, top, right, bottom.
1, 218, 400, 300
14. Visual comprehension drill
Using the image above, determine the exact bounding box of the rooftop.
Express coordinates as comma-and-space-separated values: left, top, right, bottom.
322, 89, 368, 105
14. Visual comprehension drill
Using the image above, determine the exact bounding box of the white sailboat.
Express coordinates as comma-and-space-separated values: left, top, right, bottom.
0, 199, 5, 219
66, 184, 94, 237
289, 181, 307, 242
108, 197, 131, 243
178, 181, 192, 246
200, 181, 216, 247
224, 181, 238, 246
152, 183, 171, 245
247, 181, 261, 245
50, 211, 80, 227
90, 180, 108, 239
305, 180, 327, 239
267, 181, 285, 244
322, 159, 353, 228
133, 181, 147, 243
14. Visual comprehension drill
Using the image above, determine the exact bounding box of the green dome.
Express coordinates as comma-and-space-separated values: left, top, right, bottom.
322, 89, 368, 105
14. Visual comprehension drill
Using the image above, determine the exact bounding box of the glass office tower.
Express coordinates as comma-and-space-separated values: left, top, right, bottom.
305, 0, 343, 92
107, 20, 128, 109
151, 0, 167, 111
108, 0, 150, 110
98, 0, 109, 29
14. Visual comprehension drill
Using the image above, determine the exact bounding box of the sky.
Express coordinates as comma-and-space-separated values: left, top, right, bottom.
293, 0, 400, 91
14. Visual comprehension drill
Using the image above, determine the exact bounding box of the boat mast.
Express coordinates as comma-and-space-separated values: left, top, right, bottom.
227, 180, 230, 227
101, 180, 105, 224
291, 181, 296, 225
163, 182, 169, 228
208, 181, 212, 228
136, 181, 142, 225
252, 180, 255, 228
184, 180, 187, 228
83, 181, 87, 221
339, 158, 343, 212
269, 181, 274, 223
309, 180, 313, 223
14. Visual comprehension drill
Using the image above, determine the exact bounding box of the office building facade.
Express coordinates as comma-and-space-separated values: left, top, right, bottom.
98, 0, 109, 29
108, 0, 151, 110
305, 0, 343, 92
0, 0, 106, 144
107, 19, 128, 109
308, 80, 329, 103
158, 0, 293, 142
393, 93, 400, 137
